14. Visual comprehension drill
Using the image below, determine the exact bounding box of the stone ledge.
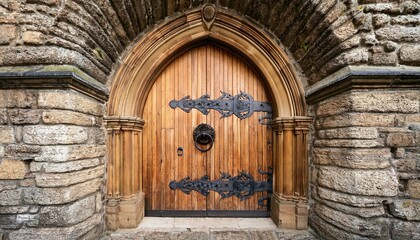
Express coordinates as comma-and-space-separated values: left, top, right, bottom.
0, 65, 108, 102
306, 66, 420, 103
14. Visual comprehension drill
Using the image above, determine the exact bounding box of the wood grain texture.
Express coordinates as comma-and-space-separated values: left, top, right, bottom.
142, 44, 272, 212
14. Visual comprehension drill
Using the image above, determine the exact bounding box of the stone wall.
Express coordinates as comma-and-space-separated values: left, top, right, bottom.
309, 88, 420, 239
0, 0, 419, 87
0, 89, 106, 239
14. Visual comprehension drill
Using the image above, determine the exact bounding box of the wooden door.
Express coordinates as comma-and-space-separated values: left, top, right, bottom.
142, 44, 272, 216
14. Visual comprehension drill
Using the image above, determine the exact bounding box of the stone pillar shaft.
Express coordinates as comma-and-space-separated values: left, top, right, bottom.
105, 116, 145, 230
270, 117, 311, 229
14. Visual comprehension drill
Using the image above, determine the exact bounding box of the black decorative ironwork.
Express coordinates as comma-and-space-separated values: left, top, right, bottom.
193, 124, 215, 152
169, 169, 272, 207
169, 91, 272, 125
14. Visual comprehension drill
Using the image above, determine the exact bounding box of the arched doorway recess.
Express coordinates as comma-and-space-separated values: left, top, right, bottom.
105, 5, 311, 230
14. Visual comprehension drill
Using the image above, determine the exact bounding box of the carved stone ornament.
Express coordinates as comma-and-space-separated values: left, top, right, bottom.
202, 5, 216, 30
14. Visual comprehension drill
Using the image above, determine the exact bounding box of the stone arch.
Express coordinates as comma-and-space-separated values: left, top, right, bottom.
105, 6, 311, 230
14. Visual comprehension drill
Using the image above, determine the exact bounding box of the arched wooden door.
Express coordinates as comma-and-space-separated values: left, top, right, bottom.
142, 44, 273, 216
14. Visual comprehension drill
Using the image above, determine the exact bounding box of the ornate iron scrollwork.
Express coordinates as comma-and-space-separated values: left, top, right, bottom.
169, 169, 272, 207
169, 91, 272, 125
193, 124, 215, 152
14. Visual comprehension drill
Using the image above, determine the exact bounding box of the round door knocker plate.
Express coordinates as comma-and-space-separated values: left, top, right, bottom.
193, 124, 215, 152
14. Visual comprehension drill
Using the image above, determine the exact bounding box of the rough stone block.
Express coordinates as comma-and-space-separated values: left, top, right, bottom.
23, 125, 88, 145
9, 109, 41, 125
315, 196, 385, 218
318, 167, 398, 196
376, 26, 420, 42
38, 90, 103, 116
23, 178, 101, 205
310, 214, 372, 240
35, 166, 104, 187
314, 203, 389, 237
0, 25, 17, 44
0, 181, 17, 192
0, 189, 22, 206
0, 109, 7, 124
313, 148, 391, 169
390, 200, 420, 220
387, 132, 415, 147
42, 110, 96, 126
394, 159, 417, 172
391, 15, 420, 26
0, 126, 15, 143
352, 91, 419, 113
30, 158, 100, 173
22, 31, 45, 45
8, 213, 101, 240
317, 113, 395, 128
400, 45, 420, 65
0, 159, 27, 179
39, 195, 95, 226
35, 145, 105, 162
314, 139, 382, 148
391, 220, 420, 239
372, 13, 390, 28
317, 127, 378, 139
4, 90, 37, 108
16, 213, 38, 226
5, 144, 41, 159
371, 51, 397, 65
317, 187, 387, 208
95, 193, 103, 213
407, 180, 420, 198
0, 206, 29, 214
0, 145, 4, 158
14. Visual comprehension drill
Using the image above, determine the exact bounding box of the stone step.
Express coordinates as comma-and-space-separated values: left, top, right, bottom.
102, 217, 320, 240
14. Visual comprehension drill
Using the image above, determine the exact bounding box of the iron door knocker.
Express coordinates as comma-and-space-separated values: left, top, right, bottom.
193, 124, 215, 152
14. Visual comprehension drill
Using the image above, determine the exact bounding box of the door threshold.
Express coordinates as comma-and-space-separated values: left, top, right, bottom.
145, 210, 270, 217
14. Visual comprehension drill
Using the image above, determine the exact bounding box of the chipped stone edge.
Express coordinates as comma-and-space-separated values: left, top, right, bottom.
0, 65, 109, 102
306, 66, 420, 104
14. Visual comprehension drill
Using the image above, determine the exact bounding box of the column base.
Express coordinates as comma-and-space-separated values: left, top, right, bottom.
106, 192, 145, 230
270, 193, 308, 230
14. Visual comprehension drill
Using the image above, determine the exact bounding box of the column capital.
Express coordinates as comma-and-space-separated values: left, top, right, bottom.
104, 116, 145, 131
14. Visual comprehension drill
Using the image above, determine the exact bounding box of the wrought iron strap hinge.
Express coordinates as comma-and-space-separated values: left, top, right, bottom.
169, 169, 272, 208
169, 91, 272, 125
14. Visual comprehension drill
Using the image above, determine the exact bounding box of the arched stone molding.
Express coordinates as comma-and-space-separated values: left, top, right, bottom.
106, 6, 311, 230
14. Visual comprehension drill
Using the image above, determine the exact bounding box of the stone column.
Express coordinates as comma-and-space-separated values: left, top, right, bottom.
104, 116, 145, 230
270, 117, 311, 229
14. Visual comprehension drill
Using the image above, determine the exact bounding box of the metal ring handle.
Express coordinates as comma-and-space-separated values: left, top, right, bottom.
194, 133, 214, 152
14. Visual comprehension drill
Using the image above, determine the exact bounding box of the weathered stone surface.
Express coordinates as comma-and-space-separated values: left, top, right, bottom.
387, 132, 415, 147
39, 195, 95, 226
0, 24, 17, 44
0, 181, 17, 192
9, 213, 101, 240
371, 52, 397, 66
16, 213, 38, 226
314, 139, 382, 148
317, 127, 378, 139
390, 200, 420, 220
407, 180, 420, 198
317, 113, 395, 128
372, 14, 390, 28
400, 45, 420, 65
0, 189, 22, 206
394, 159, 417, 173
376, 26, 420, 42
0, 108, 7, 124
310, 214, 370, 240
35, 166, 104, 187
35, 145, 105, 162
0, 206, 29, 214
0, 145, 4, 158
317, 187, 387, 208
314, 203, 389, 237
38, 90, 103, 116
0, 126, 15, 143
0, 160, 27, 179
9, 109, 41, 125
391, 220, 420, 239
22, 31, 46, 45
318, 167, 398, 196
314, 196, 385, 218
42, 110, 96, 126
30, 158, 100, 173
96, 193, 103, 213
351, 91, 420, 113
391, 15, 420, 26
313, 148, 391, 169
23, 178, 101, 205
3, 90, 37, 108
23, 125, 88, 145
5, 144, 41, 158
